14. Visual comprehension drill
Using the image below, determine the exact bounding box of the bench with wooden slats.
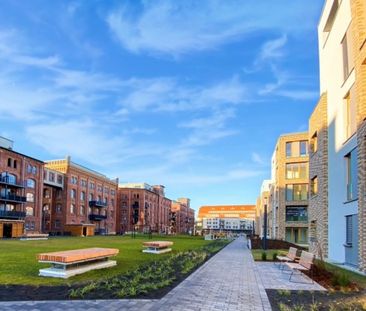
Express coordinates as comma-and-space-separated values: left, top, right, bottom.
276, 247, 298, 270
38, 247, 119, 278
285, 250, 314, 283
142, 241, 173, 254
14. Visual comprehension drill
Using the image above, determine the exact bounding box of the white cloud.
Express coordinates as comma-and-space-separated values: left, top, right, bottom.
251, 152, 266, 165
107, 1, 320, 56
259, 35, 287, 62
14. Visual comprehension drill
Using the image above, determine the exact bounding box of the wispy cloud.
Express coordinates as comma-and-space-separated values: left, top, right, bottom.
107, 1, 321, 57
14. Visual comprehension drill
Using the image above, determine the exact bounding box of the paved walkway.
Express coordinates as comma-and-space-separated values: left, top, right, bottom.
0, 238, 272, 311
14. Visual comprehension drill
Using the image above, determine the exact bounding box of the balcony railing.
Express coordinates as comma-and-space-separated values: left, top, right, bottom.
0, 210, 26, 219
0, 194, 27, 203
89, 200, 107, 208
89, 214, 107, 221
0, 176, 25, 188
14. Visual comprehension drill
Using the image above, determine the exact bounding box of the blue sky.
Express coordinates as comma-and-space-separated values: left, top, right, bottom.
0, 0, 324, 212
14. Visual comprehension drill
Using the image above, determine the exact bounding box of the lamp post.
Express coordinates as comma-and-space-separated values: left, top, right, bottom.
263, 197, 268, 250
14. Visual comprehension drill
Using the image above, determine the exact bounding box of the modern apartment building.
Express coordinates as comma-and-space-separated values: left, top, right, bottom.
0, 137, 44, 237
46, 157, 118, 235
117, 183, 172, 233
198, 205, 255, 234
255, 180, 271, 238
309, 0, 366, 272
269, 133, 309, 245
170, 198, 195, 234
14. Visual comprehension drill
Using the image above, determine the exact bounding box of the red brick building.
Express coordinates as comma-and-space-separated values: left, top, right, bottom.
117, 183, 171, 233
46, 157, 118, 235
170, 198, 195, 234
0, 137, 44, 237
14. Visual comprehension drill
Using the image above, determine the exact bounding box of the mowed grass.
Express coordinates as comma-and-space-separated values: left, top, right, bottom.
0, 235, 215, 286
251, 249, 287, 261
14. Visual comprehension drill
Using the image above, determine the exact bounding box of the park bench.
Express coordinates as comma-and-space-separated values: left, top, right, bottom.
20, 233, 49, 241
276, 247, 298, 270
38, 247, 119, 278
285, 250, 314, 283
142, 241, 173, 254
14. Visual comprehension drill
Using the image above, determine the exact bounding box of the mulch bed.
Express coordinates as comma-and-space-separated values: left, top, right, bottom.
267, 289, 366, 311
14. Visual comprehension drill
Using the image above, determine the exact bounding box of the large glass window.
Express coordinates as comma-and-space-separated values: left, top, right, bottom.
26, 179, 35, 188
286, 141, 308, 158
344, 86, 357, 140
345, 148, 358, 201
70, 189, 76, 199
286, 163, 308, 179
26, 193, 34, 202
286, 184, 308, 201
342, 30, 354, 81
286, 207, 308, 222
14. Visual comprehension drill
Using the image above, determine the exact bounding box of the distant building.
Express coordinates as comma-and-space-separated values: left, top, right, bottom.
0, 137, 44, 237
170, 198, 194, 234
255, 180, 271, 238
117, 183, 171, 233
45, 157, 118, 235
198, 205, 255, 234
268, 132, 309, 245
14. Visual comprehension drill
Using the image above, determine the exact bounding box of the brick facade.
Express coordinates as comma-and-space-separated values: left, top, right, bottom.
308, 93, 329, 259
269, 132, 309, 244
0, 146, 44, 236
171, 198, 195, 234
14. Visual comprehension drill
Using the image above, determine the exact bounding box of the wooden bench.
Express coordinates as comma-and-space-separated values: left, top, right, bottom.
285, 250, 314, 283
142, 241, 173, 254
276, 247, 297, 270
38, 247, 119, 278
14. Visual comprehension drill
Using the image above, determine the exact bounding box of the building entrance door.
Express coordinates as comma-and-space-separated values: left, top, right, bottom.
3, 223, 12, 238
83, 227, 87, 236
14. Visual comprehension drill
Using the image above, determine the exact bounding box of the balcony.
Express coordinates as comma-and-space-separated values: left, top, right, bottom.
0, 176, 25, 188
89, 200, 107, 208
0, 210, 26, 219
0, 194, 27, 204
89, 214, 107, 221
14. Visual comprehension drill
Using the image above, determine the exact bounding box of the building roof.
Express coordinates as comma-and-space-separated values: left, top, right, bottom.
0, 146, 44, 164
198, 205, 256, 220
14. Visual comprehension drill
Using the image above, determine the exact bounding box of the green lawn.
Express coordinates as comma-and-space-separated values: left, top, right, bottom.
251, 249, 287, 261
0, 234, 217, 286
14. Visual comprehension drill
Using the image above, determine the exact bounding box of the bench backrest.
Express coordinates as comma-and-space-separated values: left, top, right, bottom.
287, 247, 297, 260
299, 251, 314, 269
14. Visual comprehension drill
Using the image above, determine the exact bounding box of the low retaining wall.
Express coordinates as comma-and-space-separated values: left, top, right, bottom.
250, 237, 307, 250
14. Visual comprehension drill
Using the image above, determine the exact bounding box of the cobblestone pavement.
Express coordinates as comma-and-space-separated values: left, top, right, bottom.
0, 238, 272, 311
255, 262, 326, 291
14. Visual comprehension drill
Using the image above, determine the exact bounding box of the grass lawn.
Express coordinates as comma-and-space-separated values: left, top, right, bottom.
0, 234, 218, 286
251, 249, 287, 261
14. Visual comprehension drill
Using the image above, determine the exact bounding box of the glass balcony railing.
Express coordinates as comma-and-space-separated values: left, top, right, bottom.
88, 200, 107, 208
0, 193, 27, 203
0, 210, 26, 219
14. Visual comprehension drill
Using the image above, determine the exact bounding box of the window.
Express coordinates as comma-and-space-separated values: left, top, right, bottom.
286, 141, 308, 158
310, 132, 318, 153
1, 173, 16, 184
311, 176, 318, 196
26, 193, 34, 202
57, 175, 63, 185
81, 179, 87, 187
342, 28, 354, 81
49, 172, 55, 182
56, 189, 62, 199
31, 166, 36, 174
56, 204, 62, 213
89, 182, 95, 190
13, 160, 17, 169
26, 179, 35, 188
89, 193, 94, 201
7, 158, 12, 167
286, 184, 308, 201
55, 220, 61, 229
70, 204, 75, 214
70, 189, 76, 199
26, 206, 34, 216
97, 185, 102, 192
111, 190, 115, 196
346, 215, 353, 245
344, 86, 357, 140
286, 163, 308, 179
286, 207, 308, 222
345, 148, 358, 201
27, 164, 32, 173
80, 205, 85, 216
80, 191, 85, 201
71, 176, 78, 184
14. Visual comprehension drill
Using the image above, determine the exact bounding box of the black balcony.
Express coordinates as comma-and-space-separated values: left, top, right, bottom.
89, 214, 107, 221
0, 210, 26, 219
89, 200, 107, 208
0, 176, 25, 188
0, 194, 27, 204
132, 203, 139, 209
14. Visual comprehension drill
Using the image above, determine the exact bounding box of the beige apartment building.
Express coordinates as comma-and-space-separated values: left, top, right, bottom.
269, 132, 309, 245
308, 0, 366, 272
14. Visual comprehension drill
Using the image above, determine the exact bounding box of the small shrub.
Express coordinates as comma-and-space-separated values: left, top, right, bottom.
309, 302, 319, 311
292, 305, 305, 311
331, 272, 351, 287
272, 252, 278, 261
277, 289, 291, 297
278, 303, 290, 311
261, 252, 267, 261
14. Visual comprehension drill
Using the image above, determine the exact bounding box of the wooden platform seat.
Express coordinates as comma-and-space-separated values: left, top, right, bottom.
20, 233, 49, 241
276, 247, 297, 270
142, 241, 173, 254
285, 250, 314, 283
38, 247, 119, 278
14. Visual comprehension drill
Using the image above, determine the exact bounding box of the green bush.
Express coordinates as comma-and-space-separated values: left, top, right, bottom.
261, 252, 267, 261
331, 272, 351, 287
272, 252, 278, 261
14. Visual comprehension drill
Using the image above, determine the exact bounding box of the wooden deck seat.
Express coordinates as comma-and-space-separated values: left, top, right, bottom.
276, 247, 297, 270
142, 241, 173, 254
38, 247, 119, 278
285, 250, 314, 283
